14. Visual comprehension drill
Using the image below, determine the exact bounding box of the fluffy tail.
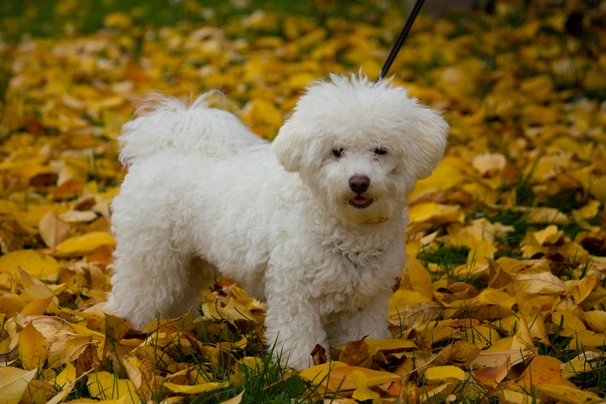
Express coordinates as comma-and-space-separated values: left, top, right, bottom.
119, 92, 265, 165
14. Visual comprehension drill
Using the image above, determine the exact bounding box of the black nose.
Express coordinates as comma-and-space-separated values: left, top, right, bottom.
349, 175, 370, 193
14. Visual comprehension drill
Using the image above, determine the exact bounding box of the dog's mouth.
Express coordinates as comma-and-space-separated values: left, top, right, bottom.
349, 195, 373, 209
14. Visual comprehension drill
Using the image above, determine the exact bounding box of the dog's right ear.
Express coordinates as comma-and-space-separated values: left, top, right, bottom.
272, 120, 305, 173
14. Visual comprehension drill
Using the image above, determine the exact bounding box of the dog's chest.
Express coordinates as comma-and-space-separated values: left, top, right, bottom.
310, 249, 389, 315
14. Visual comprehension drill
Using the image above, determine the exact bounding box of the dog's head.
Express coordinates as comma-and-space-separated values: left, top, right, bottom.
272, 74, 448, 225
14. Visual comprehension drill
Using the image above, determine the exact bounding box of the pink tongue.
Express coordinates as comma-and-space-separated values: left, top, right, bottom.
353, 196, 368, 204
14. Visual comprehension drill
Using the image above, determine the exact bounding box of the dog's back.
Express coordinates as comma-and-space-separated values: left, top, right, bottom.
119, 93, 266, 166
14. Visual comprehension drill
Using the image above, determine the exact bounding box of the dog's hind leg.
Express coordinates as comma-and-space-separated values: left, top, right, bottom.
169, 257, 219, 318
106, 225, 216, 330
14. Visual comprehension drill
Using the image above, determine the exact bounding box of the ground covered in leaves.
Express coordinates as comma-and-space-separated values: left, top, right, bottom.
1, 0, 606, 403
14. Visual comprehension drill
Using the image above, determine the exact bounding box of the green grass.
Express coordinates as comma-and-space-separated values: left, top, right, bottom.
418, 245, 470, 275
0, 0, 394, 43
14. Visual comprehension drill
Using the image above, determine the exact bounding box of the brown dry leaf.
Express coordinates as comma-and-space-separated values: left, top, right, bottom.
339, 338, 372, 367
472, 153, 506, 176
311, 344, 328, 366
39, 212, 71, 249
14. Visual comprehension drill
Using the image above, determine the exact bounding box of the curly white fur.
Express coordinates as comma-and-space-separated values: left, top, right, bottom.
106, 74, 448, 369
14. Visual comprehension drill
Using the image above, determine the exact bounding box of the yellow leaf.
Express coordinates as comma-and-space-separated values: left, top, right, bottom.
0, 200, 20, 214
513, 270, 566, 294
560, 352, 603, 379
48, 335, 93, 367
390, 289, 432, 308
568, 274, 600, 305
0, 368, 38, 404
525, 207, 570, 225
17, 204, 69, 228
163, 381, 229, 394
18, 322, 49, 370
19, 268, 53, 299
531, 225, 563, 245
55, 362, 77, 388
528, 154, 571, 181
299, 361, 347, 382
536, 383, 602, 403
557, 242, 590, 264
571, 200, 601, 220
475, 288, 516, 310
590, 176, 606, 203
472, 347, 527, 369
104, 313, 130, 342
202, 299, 256, 325
487, 258, 514, 289
462, 182, 500, 205
424, 365, 466, 382
568, 331, 606, 349
104, 12, 132, 29
552, 312, 586, 336
284, 72, 315, 90
497, 389, 540, 404
472, 153, 506, 176
514, 355, 564, 390
350, 370, 380, 402
46, 387, 73, 404
419, 382, 457, 403
329, 366, 400, 391
413, 160, 465, 194
409, 203, 462, 223
406, 258, 434, 299
54, 231, 116, 257
20, 296, 54, 316
240, 98, 283, 128
462, 325, 501, 349
466, 238, 497, 270
582, 311, 606, 333
220, 390, 245, 404
87, 372, 138, 404
364, 339, 416, 352
0, 250, 60, 279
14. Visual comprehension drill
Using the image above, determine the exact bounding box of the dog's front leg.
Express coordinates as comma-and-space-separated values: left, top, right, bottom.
264, 291, 327, 370
326, 293, 392, 347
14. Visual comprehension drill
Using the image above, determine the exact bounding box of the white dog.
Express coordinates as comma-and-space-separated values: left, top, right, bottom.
106, 74, 448, 369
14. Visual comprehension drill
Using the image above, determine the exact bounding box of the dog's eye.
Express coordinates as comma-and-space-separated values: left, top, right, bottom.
375, 148, 387, 155
333, 148, 344, 158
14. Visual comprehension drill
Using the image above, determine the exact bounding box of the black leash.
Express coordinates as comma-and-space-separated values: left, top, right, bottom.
375, 0, 425, 83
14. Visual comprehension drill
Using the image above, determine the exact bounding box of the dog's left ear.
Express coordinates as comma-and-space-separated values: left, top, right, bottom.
411, 105, 449, 179
272, 120, 305, 173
